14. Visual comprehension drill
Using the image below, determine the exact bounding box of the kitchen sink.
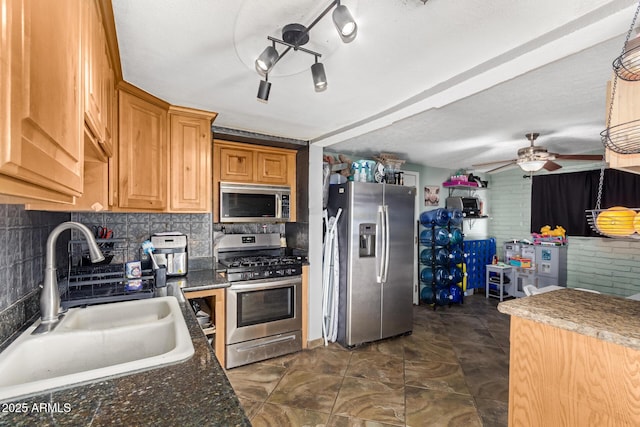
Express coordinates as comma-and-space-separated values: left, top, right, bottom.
0, 297, 194, 401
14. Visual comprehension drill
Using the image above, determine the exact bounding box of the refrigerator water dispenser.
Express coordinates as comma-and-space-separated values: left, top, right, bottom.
359, 223, 376, 257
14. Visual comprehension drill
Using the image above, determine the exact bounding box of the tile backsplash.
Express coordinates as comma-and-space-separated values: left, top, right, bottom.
0, 205, 70, 346
0, 206, 303, 346
70, 212, 215, 269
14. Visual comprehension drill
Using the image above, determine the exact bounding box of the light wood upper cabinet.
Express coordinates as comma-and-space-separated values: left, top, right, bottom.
219, 146, 255, 182
116, 85, 216, 213
257, 151, 289, 185
169, 107, 216, 212
83, 0, 115, 161
0, 0, 83, 203
117, 85, 168, 210
605, 78, 640, 174
213, 140, 297, 222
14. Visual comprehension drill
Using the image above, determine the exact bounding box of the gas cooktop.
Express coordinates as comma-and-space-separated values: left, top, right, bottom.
220, 255, 303, 282
222, 255, 301, 269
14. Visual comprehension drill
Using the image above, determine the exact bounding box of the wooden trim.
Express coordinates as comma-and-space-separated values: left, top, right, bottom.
168, 105, 218, 121
117, 81, 170, 109
0, 176, 75, 204
98, 0, 122, 82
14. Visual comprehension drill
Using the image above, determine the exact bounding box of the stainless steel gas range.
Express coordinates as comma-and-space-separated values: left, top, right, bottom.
218, 233, 303, 369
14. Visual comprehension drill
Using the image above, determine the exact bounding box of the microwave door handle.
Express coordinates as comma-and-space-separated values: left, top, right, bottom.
276, 193, 282, 218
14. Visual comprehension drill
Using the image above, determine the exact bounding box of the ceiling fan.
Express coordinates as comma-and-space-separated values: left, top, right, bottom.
473, 132, 603, 173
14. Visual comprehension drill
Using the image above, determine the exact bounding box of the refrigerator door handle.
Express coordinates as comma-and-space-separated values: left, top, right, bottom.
376, 205, 385, 283
382, 205, 390, 283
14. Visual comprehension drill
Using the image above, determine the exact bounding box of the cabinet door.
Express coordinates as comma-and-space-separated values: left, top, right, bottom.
84, 0, 105, 145
219, 147, 254, 182
169, 113, 212, 212
0, 0, 82, 201
118, 90, 167, 210
256, 151, 289, 184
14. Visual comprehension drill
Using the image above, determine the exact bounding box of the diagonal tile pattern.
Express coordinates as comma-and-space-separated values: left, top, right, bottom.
225, 294, 510, 427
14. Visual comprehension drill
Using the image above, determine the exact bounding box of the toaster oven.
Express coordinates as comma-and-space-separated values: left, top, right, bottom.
445, 196, 481, 217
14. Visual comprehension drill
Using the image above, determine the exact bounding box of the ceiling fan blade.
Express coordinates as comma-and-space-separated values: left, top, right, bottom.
486, 161, 517, 173
472, 159, 517, 167
543, 160, 562, 171
553, 154, 603, 161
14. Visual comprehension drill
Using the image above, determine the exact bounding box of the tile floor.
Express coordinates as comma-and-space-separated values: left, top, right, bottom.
225, 294, 511, 427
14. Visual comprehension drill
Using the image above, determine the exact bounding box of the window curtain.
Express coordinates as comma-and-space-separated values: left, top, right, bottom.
531, 169, 640, 237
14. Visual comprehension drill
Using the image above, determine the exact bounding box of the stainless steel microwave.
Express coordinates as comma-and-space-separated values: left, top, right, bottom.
219, 182, 291, 223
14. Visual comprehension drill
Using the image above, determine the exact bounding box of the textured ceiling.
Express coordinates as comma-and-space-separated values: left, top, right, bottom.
111, 0, 639, 170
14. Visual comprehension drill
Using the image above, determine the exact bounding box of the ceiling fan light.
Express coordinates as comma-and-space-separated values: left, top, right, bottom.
311, 62, 327, 91
333, 4, 357, 42
518, 160, 546, 172
255, 46, 279, 74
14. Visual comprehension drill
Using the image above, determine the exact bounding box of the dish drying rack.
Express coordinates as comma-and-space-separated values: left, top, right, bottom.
60, 238, 155, 309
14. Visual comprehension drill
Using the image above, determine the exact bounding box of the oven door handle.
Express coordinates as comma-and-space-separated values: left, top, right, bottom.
228, 276, 302, 291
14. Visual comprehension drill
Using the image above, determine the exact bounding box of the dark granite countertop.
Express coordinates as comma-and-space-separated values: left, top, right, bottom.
166, 268, 230, 293
498, 288, 640, 351
0, 270, 249, 427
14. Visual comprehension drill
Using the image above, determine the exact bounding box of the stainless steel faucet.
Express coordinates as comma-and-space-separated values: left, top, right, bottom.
34, 221, 104, 334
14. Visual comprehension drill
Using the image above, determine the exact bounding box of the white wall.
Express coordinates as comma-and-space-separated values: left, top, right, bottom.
488, 166, 640, 296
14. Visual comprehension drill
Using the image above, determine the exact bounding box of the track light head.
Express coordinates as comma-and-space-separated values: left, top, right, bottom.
255, 45, 279, 74
311, 62, 327, 92
332, 4, 357, 43
257, 77, 271, 102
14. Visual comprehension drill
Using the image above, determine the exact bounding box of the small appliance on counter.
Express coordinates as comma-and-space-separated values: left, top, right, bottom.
445, 196, 481, 217
151, 232, 188, 277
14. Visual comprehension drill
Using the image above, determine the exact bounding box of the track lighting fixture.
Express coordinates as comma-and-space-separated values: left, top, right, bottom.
332, 3, 358, 42
311, 57, 327, 91
257, 74, 271, 102
255, 44, 279, 74
254, 0, 357, 102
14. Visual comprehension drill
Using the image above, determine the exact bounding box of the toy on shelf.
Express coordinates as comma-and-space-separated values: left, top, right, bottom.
532, 225, 567, 245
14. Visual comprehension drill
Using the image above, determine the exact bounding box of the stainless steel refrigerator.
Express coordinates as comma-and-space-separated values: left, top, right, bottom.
327, 181, 416, 347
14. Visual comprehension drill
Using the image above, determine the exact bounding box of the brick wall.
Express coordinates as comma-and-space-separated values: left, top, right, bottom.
488, 167, 640, 296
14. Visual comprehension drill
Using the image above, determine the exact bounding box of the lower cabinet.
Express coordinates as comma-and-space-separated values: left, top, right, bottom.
184, 288, 226, 367
509, 316, 640, 426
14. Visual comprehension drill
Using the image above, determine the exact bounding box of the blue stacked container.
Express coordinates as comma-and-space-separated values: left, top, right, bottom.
419, 208, 450, 227
419, 207, 470, 307
463, 238, 496, 290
